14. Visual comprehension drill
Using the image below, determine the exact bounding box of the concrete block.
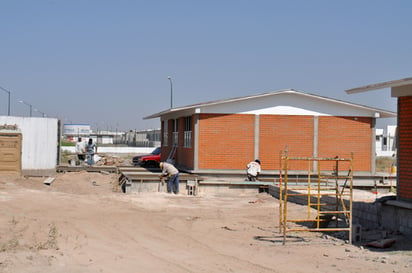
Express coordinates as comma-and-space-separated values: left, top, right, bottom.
43, 177, 56, 185
352, 224, 362, 243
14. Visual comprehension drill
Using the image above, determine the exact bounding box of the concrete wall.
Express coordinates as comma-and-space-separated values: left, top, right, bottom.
62, 146, 155, 154
268, 185, 412, 239
0, 116, 59, 174
352, 200, 412, 238
123, 180, 261, 195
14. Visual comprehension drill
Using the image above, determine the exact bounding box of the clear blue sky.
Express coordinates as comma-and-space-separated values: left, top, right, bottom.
1, 0, 409, 131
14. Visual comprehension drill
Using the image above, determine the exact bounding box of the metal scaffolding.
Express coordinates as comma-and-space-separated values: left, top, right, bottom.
279, 151, 353, 245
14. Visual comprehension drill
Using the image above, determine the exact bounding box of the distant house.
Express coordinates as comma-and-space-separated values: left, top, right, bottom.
62, 124, 91, 140
375, 125, 397, 157
144, 89, 395, 174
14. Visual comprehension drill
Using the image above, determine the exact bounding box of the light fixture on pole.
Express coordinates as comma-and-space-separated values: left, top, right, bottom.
34, 108, 45, 117
0, 85, 11, 116
167, 76, 173, 109
19, 100, 33, 117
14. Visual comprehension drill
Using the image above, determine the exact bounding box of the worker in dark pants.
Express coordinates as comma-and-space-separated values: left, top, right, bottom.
159, 161, 179, 194
86, 138, 97, 166
75, 137, 86, 165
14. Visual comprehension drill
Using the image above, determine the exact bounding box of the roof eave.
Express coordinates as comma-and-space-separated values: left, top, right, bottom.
143, 89, 397, 120
346, 77, 412, 94
143, 89, 296, 119
143, 109, 172, 120
291, 91, 396, 117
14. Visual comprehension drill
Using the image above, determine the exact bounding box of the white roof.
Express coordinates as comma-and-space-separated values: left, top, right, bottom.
144, 89, 396, 120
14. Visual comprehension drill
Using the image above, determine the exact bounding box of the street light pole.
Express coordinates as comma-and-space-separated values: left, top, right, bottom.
19, 100, 32, 117
34, 108, 45, 117
0, 85, 11, 116
167, 76, 173, 109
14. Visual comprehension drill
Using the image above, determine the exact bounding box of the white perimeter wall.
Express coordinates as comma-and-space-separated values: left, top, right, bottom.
0, 116, 59, 170
61, 146, 155, 154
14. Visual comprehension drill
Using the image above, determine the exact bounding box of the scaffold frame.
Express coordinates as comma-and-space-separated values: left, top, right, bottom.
279, 151, 353, 245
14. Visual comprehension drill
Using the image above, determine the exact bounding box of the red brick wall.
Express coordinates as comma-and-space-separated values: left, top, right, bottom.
259, 115, 314, 170
160, 119, 172, 162
318, 116, 372, 171
198, 113, 255, 169
177, 117, 194, 170
398, 96, 412, 201
161, 117, 195, 170
164, 113, 373, 173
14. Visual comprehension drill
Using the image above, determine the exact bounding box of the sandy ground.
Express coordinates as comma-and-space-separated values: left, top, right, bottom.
1, 171, 412, 273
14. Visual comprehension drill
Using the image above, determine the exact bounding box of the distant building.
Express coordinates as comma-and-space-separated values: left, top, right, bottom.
376, 125, 397, 157
63, 124, 91, 140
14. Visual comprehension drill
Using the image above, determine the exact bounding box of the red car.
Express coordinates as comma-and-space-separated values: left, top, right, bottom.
132, 147, 161, 167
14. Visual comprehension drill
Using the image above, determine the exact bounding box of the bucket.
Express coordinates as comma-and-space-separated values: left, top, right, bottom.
69, 159, 76, 166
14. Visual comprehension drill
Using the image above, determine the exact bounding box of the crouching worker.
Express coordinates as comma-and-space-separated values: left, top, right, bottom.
246, 159, 261, 181
159, 161, 180, 194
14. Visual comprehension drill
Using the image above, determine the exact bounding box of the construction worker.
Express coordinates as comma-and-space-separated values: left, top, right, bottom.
75, 137, 86, 164
159, 161, 180, 194
246, 159, 261, 181
86, 138, 97, 165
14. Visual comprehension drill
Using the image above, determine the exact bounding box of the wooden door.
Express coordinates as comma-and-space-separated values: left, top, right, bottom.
0, 133, 22, 175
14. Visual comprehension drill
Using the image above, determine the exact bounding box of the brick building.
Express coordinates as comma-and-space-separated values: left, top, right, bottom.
347, 77, 412, 202
346, 77, 412, 237
144, 89, 395, 174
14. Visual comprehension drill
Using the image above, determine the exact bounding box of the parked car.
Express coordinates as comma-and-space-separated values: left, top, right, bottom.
132, 147, 161, 167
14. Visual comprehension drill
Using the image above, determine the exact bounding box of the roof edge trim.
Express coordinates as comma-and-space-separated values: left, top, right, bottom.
346, 77, 412, 94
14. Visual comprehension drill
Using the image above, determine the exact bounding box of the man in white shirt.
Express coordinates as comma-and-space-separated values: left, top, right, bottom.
75, 137, 86, 163
246, 159, 261, 181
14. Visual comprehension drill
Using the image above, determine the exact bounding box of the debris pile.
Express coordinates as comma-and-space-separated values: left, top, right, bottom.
95, 155, 125, 166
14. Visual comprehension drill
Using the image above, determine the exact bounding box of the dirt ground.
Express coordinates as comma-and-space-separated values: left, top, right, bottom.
1, 171, 412, 273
